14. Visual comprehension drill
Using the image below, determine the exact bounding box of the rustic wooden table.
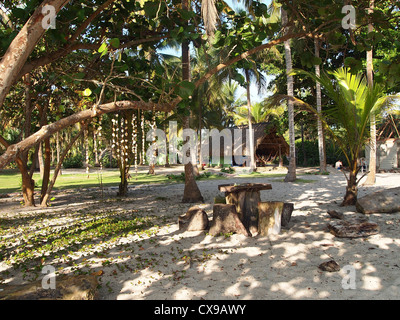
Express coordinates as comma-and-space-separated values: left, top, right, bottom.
218, 183, 272, 235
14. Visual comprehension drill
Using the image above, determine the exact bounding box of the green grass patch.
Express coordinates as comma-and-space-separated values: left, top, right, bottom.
237, 172, 287, 178
0, 170, 174, 194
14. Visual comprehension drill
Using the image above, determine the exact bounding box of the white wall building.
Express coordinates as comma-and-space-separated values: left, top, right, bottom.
366, 138, 400, 170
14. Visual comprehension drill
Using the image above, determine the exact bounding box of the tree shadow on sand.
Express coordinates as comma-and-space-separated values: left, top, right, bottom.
1, 173, 400, 300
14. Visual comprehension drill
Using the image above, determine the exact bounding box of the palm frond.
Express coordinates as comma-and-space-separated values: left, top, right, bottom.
290, 67, 399, 170
201, 0, 219, 37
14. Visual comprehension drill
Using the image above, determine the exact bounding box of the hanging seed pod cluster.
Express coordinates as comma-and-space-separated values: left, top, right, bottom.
111, 111, 136, 196
131, 112, 138, 175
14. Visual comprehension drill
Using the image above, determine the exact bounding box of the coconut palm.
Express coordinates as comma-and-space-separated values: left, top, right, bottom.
364, 0, 377, 185
294, 67, 399, 205
230, 101, 284, 126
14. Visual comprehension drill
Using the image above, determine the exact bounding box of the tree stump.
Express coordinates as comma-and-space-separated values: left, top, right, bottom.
281, 202, 294, 228
258, 201, 294, 236
178, 206, 209, 231
219, 183, 272, 236
226, 190, 260, 235
209, 204, 250, 236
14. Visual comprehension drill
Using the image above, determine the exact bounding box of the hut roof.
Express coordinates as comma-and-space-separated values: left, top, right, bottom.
209, 122, 289, 157
232, 122, 289, 156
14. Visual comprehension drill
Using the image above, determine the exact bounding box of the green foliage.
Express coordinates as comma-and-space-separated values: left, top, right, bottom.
293, 67, 398, 171
101, 156, 118, 168
295, 139, 347, 167
220, 166, 235, 174
63, 154, 84, 169
166, 171, 218, 182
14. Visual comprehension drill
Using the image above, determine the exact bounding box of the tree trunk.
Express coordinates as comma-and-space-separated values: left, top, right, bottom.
364, 0, 376, 185
85, 128, 90, 178
181, 0, 203, 203
56, 132, 61, 173
21, 167, 36, 206
22, 73, 32, 164
0, 135, 35, 206
315, 39, 326, 172
301, 122, 307, 166
282, 8, 296, 182
342, 170, 358, 206
40, 137, 51, 204
245, 70, 256, 172
41, 125, 85, 206
38, 142, 44, 179
93, 131, 99, 166
198, 104, 204, 170
0, 0, 69, 107
147, 109, 156, 175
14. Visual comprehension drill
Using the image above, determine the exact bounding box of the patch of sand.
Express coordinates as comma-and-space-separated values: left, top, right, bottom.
1, 166, 400, 300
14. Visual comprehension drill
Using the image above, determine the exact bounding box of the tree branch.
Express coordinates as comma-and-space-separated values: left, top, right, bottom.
1, 31, 312, 169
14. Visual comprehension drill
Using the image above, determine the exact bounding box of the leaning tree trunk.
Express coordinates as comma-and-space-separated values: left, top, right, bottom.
41, 125, 86, 206
0, 0, 69, 107
282, 8, 296, 182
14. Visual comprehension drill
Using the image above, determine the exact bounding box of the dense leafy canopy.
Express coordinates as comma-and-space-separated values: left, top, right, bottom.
0, 0, 399, 205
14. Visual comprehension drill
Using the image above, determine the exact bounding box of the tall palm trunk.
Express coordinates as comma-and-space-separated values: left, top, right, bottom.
245, 70, 256, 172
282, 8, 296, 182
181, 0, 203, 203
315, 39, 326, 172
365, 0, 376, 185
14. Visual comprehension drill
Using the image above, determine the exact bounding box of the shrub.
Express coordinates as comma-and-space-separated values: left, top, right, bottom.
63, 154, 83, 168
101, 156, 118, 168
221, 167, 235, 174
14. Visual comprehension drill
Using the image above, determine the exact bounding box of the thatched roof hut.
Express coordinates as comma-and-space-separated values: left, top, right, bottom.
207, 122, 289, 166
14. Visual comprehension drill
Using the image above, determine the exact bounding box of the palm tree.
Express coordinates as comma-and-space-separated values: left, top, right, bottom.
281, 6, 296, 182
295, 67, 398, 206
181, 0, 204, 203
262, 0, 296, 180
364, 0, 376, 185
314, 38, 327, 173
230, 101, 284, 126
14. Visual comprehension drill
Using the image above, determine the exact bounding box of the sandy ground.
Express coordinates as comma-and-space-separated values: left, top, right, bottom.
1, 165, 400, 300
